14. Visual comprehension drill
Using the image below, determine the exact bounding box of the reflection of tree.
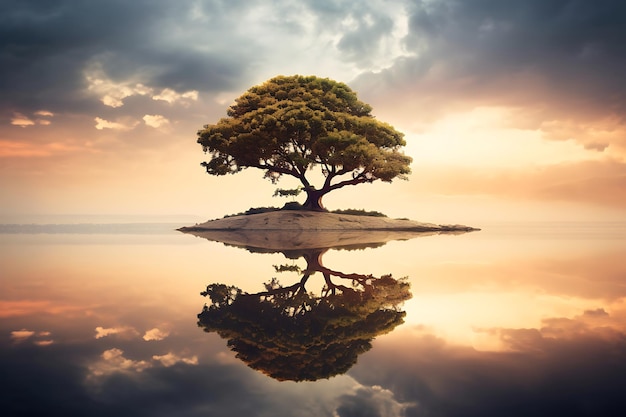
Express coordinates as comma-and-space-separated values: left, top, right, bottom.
198, 249, 411, 381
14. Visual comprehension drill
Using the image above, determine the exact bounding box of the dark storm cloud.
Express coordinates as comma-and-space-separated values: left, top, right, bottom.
355, 0, 626, 141
406, 0, 626, 94
0, 0, 254, 116
302, 0, 399, 68
1, 0, 409, 121
336, 13, 395, 67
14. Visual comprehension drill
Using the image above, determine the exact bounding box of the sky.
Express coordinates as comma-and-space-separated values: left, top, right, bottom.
1, 0, 625, 224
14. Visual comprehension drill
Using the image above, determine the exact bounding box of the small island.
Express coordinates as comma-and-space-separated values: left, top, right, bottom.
178, 209, 479, 251
182, 75, 479, 242
179, 210, 477, 233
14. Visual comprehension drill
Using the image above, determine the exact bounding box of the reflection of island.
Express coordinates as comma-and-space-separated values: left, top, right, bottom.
198, 248, 411, 381
179, 211, 479, 252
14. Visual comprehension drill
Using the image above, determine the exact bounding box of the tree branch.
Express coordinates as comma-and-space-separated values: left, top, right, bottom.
326, 173, 370, 192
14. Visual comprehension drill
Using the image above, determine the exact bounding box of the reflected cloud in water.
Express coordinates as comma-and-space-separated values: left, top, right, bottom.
353, 307, 626, 416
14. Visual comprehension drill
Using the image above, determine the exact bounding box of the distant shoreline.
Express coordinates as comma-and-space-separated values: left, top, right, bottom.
0, 223, 181, 234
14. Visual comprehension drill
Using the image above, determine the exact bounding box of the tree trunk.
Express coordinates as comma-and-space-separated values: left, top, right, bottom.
302, 187, 328, 211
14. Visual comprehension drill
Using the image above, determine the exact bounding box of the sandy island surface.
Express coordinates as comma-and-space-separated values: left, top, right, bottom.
178, 211, 479, 251
179, 210, 478, 232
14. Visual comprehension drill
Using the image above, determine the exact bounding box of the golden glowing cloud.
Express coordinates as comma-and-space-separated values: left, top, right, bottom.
143, 114, 170, 129
152, 88, 199, 105
94, 117, 138, 131
85, 64, 199, 108
10, 113, 35, 127
85, 64, 152, 108
143, 327, 170, 341
95, 326, 138, 339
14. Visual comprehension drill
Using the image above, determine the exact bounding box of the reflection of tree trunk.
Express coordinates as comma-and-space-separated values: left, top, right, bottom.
301, 249, 369, 288
302, 187, 328, 211
232, 247, 399, 310
250, 249, 371, 302
302, 249, 328, 273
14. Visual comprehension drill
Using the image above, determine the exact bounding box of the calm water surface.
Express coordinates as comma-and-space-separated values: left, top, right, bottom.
1, 222, 625, 416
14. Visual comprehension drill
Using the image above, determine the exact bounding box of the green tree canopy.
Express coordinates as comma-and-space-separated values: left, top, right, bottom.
197, 75, 412, 211
197, 249, 411, 381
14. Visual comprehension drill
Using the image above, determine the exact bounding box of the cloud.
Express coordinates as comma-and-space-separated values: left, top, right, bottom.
10, 329, 54, 345
353, 0, 626, 151
89, 348, 151, 377
143, 114, 170, 129
142, 327, 170, 341
303, 0, 411, 71
95, 326, 138, 339
86, 66, 153, 108
94, 117, 138, 131
152, 352, 198, 367
86, 64, 199, 109
335, 385, 417, 417
10, 329, 36, 342
0, 0, 251, 116
4, 0, 622, 144
10, 113, 35, 128
350, 315, 626, 417
480, 307, 626, 355
152, 88, 198, 105
0, 0, 416, 119
10, 110, 55, 128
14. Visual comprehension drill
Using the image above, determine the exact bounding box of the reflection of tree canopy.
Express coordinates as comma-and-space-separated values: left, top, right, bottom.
198, 249, 411, 381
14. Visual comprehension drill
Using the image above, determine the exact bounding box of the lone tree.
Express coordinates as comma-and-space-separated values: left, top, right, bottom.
197, 75, 412, 211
